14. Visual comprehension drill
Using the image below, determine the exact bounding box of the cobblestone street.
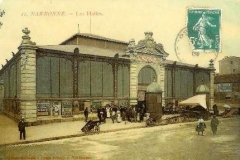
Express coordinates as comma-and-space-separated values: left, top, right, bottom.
1, 116, 239, 160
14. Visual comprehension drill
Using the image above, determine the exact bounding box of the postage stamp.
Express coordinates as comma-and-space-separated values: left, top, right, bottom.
187, 8, 221, 52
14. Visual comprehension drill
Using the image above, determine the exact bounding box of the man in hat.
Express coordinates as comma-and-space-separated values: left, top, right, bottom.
84, 107, 89, 122
211, 115, 219, 135
18, 117, 26, 140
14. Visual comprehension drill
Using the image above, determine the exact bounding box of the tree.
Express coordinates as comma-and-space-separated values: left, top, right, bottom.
0, 9, 5, 29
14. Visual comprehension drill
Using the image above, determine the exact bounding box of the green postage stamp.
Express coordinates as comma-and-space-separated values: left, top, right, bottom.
187, 8, 221, 52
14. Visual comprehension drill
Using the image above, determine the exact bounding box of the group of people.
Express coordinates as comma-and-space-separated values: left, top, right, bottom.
85, 104, 147, 124
196, 115, 220, 136
116, 105, 146, 123
18, 104, 223, 140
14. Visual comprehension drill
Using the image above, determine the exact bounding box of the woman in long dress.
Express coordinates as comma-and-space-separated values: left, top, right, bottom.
196, 117, 206, 136
106, 106, 110, 118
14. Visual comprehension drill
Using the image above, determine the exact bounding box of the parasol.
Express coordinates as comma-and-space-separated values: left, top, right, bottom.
223, 104, 231, 109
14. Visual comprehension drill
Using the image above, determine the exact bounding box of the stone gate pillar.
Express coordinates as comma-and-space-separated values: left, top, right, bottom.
0, 80, 4, 113
129, 62, 138, 105
159, 65, 165, 107
18, 28, 38, 124
209, 59, 215, 110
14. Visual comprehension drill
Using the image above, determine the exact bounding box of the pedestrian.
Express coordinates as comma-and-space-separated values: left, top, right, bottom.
84, 107, 89, 122
109, 106, 113, 117
97, 107, 101, 122
140, 108, 144, 122
106, 105, 110, 118
131, 107, 136, 122
196, 117, 206, 136
102, 107, 107, 123
162, 106, 165, 115
99, 110, 105, 123
122, 111, 126, 121
18, 117, 26, 140
211, 115, 219, 135
213, 104, 219, 116
116, 111, 121, 123
111, 111, 116, 123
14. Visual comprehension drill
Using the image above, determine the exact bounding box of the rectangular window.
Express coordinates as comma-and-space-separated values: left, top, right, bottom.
60, 58, 73, 98
78, 61, 91, 97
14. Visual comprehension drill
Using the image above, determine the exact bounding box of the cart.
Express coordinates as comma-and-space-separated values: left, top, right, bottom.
146, 116, 161, 127
81, 120, 100, 133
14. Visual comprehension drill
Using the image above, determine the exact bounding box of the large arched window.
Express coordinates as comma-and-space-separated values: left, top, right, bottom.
138, 66, 157, 85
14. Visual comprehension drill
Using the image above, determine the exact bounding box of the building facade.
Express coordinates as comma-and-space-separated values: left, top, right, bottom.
215, 56, 240, 108
0, 28, 215, 125
219, 56, 240, 74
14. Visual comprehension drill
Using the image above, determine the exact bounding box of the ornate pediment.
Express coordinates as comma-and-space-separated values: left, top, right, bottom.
126, 32, 169, 60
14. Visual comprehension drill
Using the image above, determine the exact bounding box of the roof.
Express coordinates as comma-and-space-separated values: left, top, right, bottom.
215, 73, 240, 83
60, 33, 128, 45
146, 81, 162, 93
196, 84, 210, 94
219, 56, 240, 62
38, 45, 127, 58
164, 60, 211, 70
179, 94, 207, 109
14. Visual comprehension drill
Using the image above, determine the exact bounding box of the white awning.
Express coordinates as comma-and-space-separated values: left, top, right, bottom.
223, 104, 231, 108
179, 94, 207, 109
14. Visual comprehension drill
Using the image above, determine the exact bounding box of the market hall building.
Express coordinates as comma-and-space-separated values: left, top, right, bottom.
0, 28, 215, 125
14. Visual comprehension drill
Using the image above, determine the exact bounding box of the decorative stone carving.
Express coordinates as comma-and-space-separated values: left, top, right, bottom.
126, 32, 169, 62
74, 48, 80, 54
21, 51, 29, 68
127, 39, 137, 57
135, 54, 161, 63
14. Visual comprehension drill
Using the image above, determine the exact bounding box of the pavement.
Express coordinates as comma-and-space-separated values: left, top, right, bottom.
1, 112, 238, 147
1, 113, 168, 147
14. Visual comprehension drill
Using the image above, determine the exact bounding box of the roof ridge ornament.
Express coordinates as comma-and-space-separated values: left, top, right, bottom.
22, 27, 30, 35
208, 59, 215, 70
20, 28, 36, 46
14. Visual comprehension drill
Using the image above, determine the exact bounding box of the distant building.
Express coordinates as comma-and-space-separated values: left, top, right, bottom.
0, 28, 215, 125
219, 56, 240, 74
214, 56, 240, 108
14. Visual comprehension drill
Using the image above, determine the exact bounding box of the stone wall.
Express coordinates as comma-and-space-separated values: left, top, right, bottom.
0, 80, 3, 112
19, 50, 37, 122
129, 59, 165, 106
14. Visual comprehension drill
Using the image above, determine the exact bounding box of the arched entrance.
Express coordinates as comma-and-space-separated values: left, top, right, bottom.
137, 66, 157, 110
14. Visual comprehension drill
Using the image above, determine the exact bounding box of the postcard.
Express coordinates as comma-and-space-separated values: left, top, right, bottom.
0, 0, 239, 159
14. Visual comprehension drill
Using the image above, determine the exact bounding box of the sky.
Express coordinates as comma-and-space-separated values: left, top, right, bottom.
0, 0, 240, 72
